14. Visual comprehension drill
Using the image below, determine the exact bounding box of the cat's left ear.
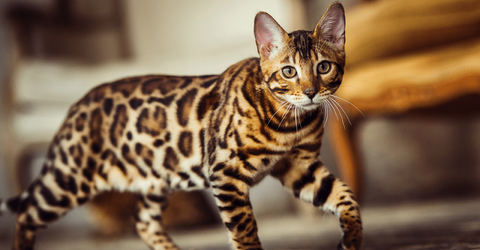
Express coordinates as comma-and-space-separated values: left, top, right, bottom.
313, 2, 345, 51
254, 12, 289, 60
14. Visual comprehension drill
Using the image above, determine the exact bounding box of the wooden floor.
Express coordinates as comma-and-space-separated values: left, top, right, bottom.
1, 198, 480, 250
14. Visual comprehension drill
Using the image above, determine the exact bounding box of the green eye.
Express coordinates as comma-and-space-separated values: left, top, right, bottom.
317, 61, 331, 74
282, 66, 297, 78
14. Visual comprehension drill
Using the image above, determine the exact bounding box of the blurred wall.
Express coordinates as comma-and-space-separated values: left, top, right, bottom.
0, 0, 17, 204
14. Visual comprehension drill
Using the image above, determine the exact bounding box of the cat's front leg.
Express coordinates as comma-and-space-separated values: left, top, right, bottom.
271, 154, 362, 250
210, 163, 263, 250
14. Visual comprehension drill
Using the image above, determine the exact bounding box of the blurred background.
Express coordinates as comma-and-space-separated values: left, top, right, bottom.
1, 0, 480, 249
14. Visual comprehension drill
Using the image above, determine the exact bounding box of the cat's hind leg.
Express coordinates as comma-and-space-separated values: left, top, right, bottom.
135, 193, 180, 250
10, 167, 94, 250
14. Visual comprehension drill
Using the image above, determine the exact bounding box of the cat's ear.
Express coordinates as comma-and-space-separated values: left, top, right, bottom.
254, 12, 288, 60
313, 2, 345, 51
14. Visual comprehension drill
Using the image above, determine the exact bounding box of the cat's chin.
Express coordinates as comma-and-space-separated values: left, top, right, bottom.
301, 102, 322, 111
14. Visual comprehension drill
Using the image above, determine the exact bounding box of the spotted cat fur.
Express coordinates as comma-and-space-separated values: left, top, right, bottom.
0, 2, 362, 250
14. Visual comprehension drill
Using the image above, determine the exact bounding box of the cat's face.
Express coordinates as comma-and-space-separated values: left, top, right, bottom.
255, 3, 345, 113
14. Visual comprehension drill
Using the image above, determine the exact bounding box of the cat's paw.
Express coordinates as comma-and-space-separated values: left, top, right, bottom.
337, 235, 361, 250
338, 211, 362, 250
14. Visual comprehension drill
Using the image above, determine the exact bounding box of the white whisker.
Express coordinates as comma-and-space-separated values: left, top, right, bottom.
326, 99, 340, 121
266, 86, 285, 104
331, 95, 365, 117
327, 99, 345, 129
268, 100, 289, 125
294, 105, 298, 136
322, 101, 330, 128
297, 106, 304, 130
330, 98, 352, 126
278, 104, 292, 130
324, 100, 335, 128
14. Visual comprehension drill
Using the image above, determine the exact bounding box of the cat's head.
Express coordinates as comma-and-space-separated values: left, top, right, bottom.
254, 2, 345, 112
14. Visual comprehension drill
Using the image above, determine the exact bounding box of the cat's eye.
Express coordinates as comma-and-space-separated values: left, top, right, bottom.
317, 61, 331, 74
282, 66, 297, 79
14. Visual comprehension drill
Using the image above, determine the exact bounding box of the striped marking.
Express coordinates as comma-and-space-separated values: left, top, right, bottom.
313, 174, 335, 207
176, 88, 198, 127
110, 104, 128, 147
223, 168, 253, 186
89, 108, 104, 154
39, 183, 71, 208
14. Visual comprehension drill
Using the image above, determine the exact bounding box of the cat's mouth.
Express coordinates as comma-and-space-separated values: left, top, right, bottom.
302, 102, 321, 109
299, 96, 330, 111
294, 102, 321, 113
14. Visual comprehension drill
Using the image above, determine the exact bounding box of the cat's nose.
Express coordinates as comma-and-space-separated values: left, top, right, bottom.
303, 89, 318, 99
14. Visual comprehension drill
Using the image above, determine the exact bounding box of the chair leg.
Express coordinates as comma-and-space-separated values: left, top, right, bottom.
329, 118, 364, 202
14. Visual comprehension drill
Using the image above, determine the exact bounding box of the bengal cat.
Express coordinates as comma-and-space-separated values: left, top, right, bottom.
0, 2, 362, 250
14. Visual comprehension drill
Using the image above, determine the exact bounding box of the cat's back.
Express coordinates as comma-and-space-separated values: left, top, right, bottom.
64, 74, 220, 135
47, 74, 216, 171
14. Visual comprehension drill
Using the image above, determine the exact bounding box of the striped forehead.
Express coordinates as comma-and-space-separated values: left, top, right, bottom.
284, 30, 318, 63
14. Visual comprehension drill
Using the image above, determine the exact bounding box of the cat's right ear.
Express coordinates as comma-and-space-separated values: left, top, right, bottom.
254, 12, 288, 60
